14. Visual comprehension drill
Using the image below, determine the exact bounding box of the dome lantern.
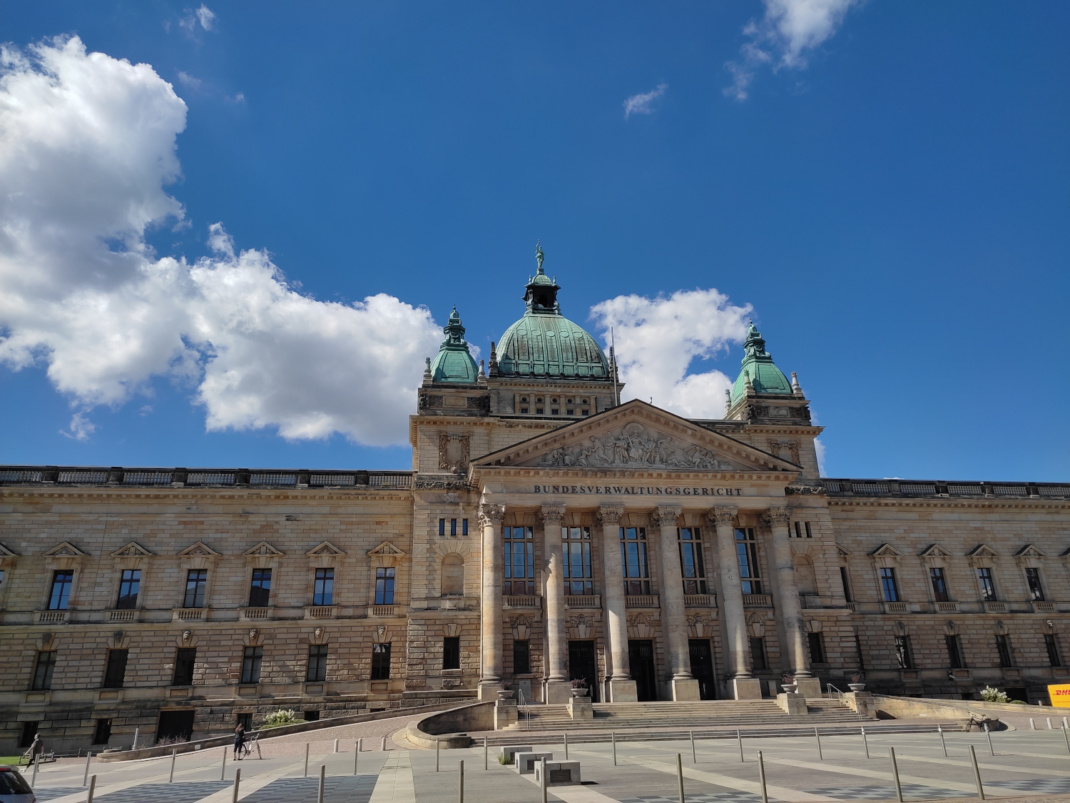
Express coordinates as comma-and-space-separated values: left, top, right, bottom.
428, 306, 479, 384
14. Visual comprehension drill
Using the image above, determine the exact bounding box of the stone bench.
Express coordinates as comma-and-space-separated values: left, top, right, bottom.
514, 751, 554, 774
534, 759, 581, 786
498, 745, 531, 765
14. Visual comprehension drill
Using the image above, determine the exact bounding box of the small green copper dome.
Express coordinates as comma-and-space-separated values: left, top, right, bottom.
495, 244, 610, 379
730, 322, 792, 402
430, 307, 479, 384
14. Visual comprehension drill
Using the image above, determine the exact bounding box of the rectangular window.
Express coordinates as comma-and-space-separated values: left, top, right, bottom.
840, 567, 853, 602
93, 718, 112, 745
977, 568, 997, 601
1026, 568, 1045, 601
678, 527, 707, 594
248, 568, 272, 607
313, 568, 334, 606
103, 649, 128, 689
374, 567, 395, 605
173, 647, 196, 685
793, 522, 813, 538
304, 710, 319, 722
439, 518, 445, 536
735, 528, 762, 594
32, 651, 57, 690
371, 643, 391, 680
995, 635, 1014, 667
946, 635, 965, 669
241, 646, 263, 684
236, 713, 252, 731
116, 569, 140, 610
306, 644, 328, 682
621, 527, 651, 595
513, 639, 530, 674
807, 632, 826, 664
49, 570, 73, 610
462, 519, 469, 536
562, 527, 594, 595
443, 637, 460, 670
750, 636, 767, 671
183, 569, 207, 608
880, 567, 900, 603
930, 568, 949, 602
450, 518, 457, 536
894, 635, 913, 669
503, 526, 535, 595
1046, 634, 1062, 668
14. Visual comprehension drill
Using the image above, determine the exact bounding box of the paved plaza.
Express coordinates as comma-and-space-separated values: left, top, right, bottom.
21, 715, 1070, 803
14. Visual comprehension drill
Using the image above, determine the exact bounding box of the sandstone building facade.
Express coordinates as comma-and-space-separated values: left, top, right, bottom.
2, 248, 1068, 752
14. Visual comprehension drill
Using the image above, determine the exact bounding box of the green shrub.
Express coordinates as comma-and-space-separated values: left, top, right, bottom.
261, 709, 299, 729
979, 686, 1010, 703
498, 753, 513, 765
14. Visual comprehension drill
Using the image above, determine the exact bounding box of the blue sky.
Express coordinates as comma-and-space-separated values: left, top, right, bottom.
1, 2, 1067, 482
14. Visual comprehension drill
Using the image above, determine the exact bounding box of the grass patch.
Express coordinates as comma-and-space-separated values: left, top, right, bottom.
0, 756, 25, 765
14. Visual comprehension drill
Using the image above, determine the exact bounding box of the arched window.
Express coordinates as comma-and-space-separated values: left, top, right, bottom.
441, 554, 464, 596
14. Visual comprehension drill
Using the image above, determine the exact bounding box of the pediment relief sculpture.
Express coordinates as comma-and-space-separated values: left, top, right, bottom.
306, 541, 345, 557
45, 541, 89, 557
244, 541, 284, 557
531, 423, 745, 471
112, 541, 153, 558
177, 541, 220, 557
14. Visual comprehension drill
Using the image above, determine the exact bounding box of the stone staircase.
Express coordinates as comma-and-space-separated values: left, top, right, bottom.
509, 698, 866, 735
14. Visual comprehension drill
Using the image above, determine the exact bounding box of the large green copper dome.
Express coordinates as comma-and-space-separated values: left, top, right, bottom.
495, 244, 610, 379
730, 322, 792, 402
429, 307, 479, 384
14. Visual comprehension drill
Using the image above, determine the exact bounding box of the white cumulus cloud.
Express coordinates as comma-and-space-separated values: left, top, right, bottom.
623, 83, 668, 119
589, 289, 752, 418
0, 36, 444, 447
725, 0, 858, 101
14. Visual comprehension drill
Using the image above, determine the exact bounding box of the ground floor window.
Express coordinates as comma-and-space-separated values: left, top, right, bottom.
93, 719, 112, 745
513, 639, 531, 674
807, 632, 826, 664
750, 636, 767, 672
443, 637, 460, 670
372, 643, 391, 680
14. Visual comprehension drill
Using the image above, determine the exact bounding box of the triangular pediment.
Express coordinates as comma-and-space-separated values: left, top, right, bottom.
871, 543, 903, 558
307, 540, 345, 557
1015, 544, 1046, 558
835, 544, 851, 557
244, 541, 284, 557
112, 541, 153, 558
177, 541, 220, 557
0, 542, 18, 558
368, 541, 406, 557
472, 400, 798, 474
968, 544, 999, 558
919, 544, 952, 558
45, 541, 88, 557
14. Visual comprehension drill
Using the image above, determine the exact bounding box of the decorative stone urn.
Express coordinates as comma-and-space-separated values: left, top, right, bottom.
848, 683, 866, 692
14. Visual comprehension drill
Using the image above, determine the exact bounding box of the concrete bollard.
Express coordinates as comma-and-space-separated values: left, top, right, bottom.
317, 764, 325, 803
354, 742, 359, 775
862, 726, 870, 759
1030, 718, 1036, 730
677, 753, 685, 803
969, 744, 986, 800
83, 751, 92, 785
564, 732, 569, 760
87, 775, 97, 803
1062, 726, 1070, 756
220, 747, 227, 781
889, 747, 903, 803
1048, 718, 1054, 730
691, 730, 696, 763
540, 757, 548, 803
612, 731, 617, 766
334, 738, 339, 753
757, 751, 768, 803
232, 768, 241, 803
984, 722, 994, 756
436, 738, 441, 772
31, 760, 38, 789
484, 736, 488, 770
458, 759, 464, 803
815, 727, 823, 761
132, 727, 139, 751
358, 737, 363, 753
737, 728, 744, 763
304, 743, 310, 778
938, 724, 947, 757
381, 736, 387, 751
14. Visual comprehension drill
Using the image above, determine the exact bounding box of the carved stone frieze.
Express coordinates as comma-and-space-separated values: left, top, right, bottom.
438, 433, 470, 474
785, 483, 825, 496
533, 422, 740, 470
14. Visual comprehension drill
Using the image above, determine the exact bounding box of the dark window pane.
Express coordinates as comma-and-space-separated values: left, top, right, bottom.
103, 649, 128, 688
173, 648, 196, 685
1046, 634, 1062, 668
249, 569, 272, 607
313, 568, 334, 606
306, 644, 328, 682
995, 635, 1014, 667
49, 570, 73, 610
807, 632, 826, 664
371, 643, 391, 680
930, 568, 949, 602
513, 639, 530, 674
750, 636, 767, 671
374, 567, 395, 605
880, 568, 900, 603
1026, 568, 1045, 601
116, 570, 140, 609
443, 637, 460, 670
183, 570, 207, 608
32, 651, 57, 690
241, 646, 263, 684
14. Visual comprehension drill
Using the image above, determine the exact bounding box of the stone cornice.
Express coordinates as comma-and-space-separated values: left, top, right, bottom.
828, 497, 1070, 511
468, 466, 795, 483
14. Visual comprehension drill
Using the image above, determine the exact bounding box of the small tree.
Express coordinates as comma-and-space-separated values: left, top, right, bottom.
261, 709, 299, 729
980, 686, 1010, 703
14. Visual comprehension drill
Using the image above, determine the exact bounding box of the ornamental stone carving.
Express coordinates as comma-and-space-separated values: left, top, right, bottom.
650, 505, 681, 526
438, 433, 470, 473
687, 613, 713, 637
596, 504, 624, 526
708, 505, 738, 527
478, 502, 505, 527
539, 504, 565, 525
764, 507, 791, 527
535, 423, 738, 470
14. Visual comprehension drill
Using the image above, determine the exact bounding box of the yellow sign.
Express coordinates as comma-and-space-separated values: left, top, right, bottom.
1048, 684, 1070, 707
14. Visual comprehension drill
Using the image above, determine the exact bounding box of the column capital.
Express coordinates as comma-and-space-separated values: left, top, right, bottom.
539, 504, 566, 525
650, 504, 681, 526
478, 503, 506, 526
763, 506, 791, 528
707, 505, 738, 527
596, 504, 624, 525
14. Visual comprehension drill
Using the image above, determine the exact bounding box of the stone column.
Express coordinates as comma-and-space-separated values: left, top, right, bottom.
708, 505, 762, 700
765, 506, 818, 696
653, 504, 699, 701
478, 501, 506, 701
598, 504, 637, 702
541, 504, 570, 704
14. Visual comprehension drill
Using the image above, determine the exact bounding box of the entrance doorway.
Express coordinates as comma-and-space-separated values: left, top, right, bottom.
629, 639, 658, 701
689, 639, 717, 700
568, 641, 599, 702
156, 709, 195, 743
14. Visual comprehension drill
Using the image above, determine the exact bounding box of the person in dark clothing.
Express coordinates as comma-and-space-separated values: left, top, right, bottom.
233, 724, 246, 759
